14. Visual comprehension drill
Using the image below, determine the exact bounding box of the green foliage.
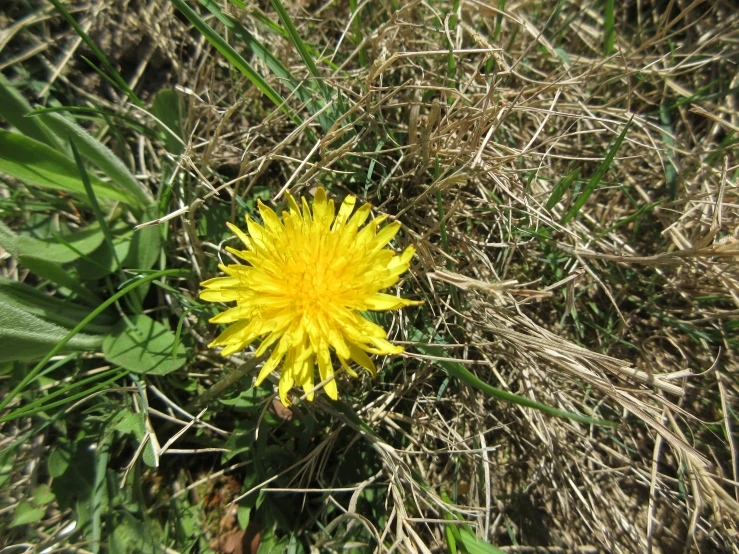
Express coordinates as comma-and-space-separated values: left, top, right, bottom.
169, 0, 303, 127
0, 130, 134, 206
103, 314, 188, 375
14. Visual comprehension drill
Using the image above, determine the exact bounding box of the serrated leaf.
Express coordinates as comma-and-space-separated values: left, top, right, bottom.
0, 129, 133, 205
10, 500, 46, 527
223, 420, 258, 461
103, 314, 187, 375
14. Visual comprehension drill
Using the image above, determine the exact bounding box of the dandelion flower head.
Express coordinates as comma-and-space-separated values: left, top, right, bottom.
200, 188, 421, 406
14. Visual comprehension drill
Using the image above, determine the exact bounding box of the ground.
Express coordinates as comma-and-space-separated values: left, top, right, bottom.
0, 1, 738, 553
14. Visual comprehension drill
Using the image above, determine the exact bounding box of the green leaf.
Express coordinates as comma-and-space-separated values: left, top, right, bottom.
0, 269, 186, 413
10, 500, 45, 527
103, 314, 188, 375
0, 219, 105, 265
0, 74, 64, 150
458, 529, 506, 554
151, 89, 184, 155
34, 484, 56, 506
0, 276, 113, 333
49, 440, 96, 512
546, 167, 580, 211
125, 210, 161, 271
409, 328, 615, 427
603, 0, 615, 56
0, 301, 103, 363
112, 409, 157, 467
109, 512, 159, 554
223, 420, 258, 461
0, 222, 101, 302
36, 111, 152, 210
0, 130, 133, 205
73, 228, 133, 280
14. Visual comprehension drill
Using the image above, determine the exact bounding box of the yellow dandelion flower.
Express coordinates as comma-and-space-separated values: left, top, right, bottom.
200, 187, 421, 406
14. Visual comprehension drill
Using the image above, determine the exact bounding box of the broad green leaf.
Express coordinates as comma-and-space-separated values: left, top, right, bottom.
49, 439, 103, 539
0, 130, 132, 205
151, 89, 184, 155
0, 219, 105, 265
0, 74, 63, 150
0, 220, 101, 302
49, 440, 95, 510
0, 275, 114, 333
10, 500, 45, 527
73, 228, 133, 280
34, 484, 56, 506
0, 301, 103, 362
21, 256, 99, 304
103, 314, 188, 375
37, 111, 152, 209
125, 207, 161, 271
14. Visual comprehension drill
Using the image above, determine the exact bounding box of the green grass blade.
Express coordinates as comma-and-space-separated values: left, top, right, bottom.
546, 166, 580, 210
0, 369, 127, 423
410, 328, 615, 427
0, 268, 187, 412
269, 0, 329, 101
169, 0, 303, 127
561, 117, 632, 224
199, 0, 300, 93
46, 0, 143, 108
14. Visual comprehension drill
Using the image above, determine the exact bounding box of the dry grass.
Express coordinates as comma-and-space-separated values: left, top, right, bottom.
1, 0, 738, 552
